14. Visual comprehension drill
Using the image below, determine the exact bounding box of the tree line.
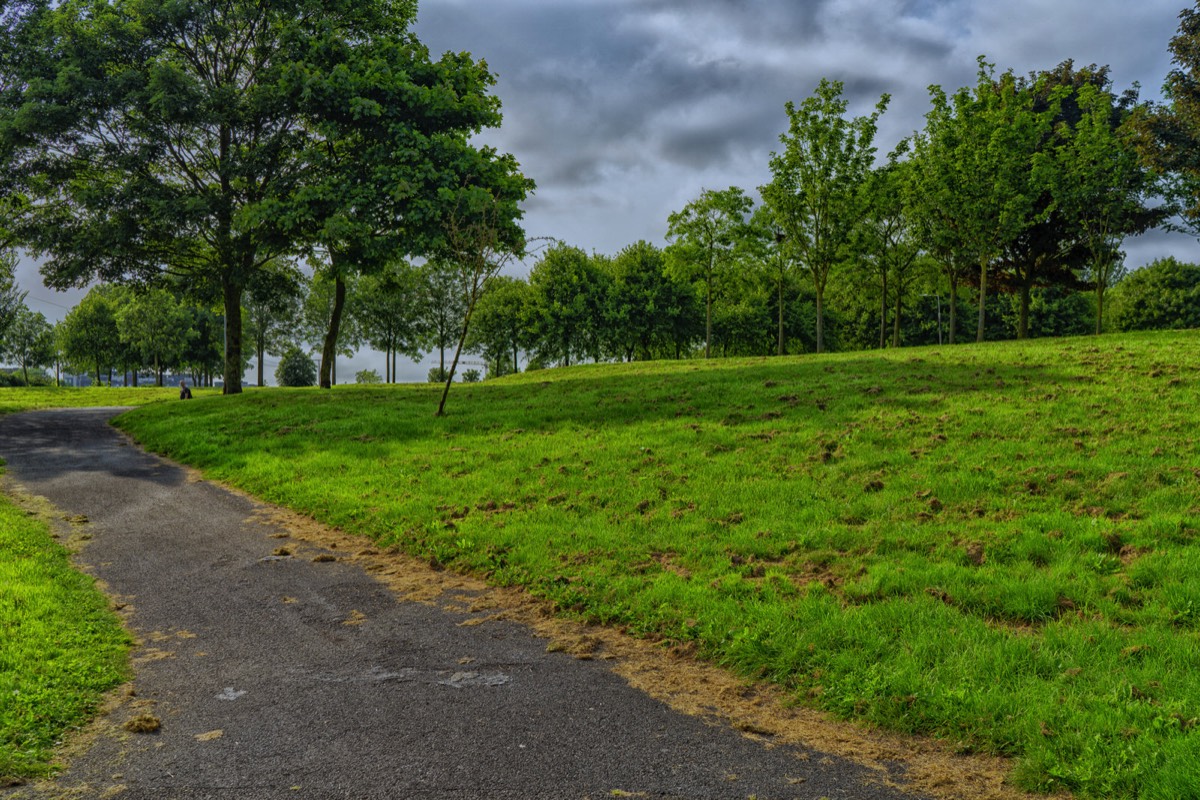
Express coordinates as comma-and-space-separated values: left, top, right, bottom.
5, 2, 1200, 392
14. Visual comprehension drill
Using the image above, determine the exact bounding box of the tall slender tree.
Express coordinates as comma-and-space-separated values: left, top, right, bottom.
761, 80, 889, 353
666, 187, 753, 358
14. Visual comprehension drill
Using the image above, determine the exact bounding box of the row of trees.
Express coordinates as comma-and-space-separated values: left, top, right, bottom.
7, 4, 1200, 393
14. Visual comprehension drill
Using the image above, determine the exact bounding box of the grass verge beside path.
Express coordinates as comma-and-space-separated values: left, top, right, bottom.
0, 491, 130, 784
0, 387, 175, 784
0, 386, 203, 415
116, 331, 1200, 799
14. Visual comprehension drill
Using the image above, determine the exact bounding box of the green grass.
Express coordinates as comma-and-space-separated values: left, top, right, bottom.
0, 385, 209, 415
0, 387, 171, 782
0, 496, 131, 782
114, 330, 1200, 798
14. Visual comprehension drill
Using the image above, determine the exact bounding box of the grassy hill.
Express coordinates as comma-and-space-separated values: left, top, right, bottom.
115, 331, 1200, 798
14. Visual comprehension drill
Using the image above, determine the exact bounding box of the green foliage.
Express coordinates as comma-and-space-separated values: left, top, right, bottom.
762, 79, 889, 353
57, 287, 121, 385
427, 366, 450, 383
460, 368, 481, 383
527, 243, 609, 367
666, 187, 754, 358
356, 261, 428, 382
274, 347, 317, 387
354, 369, 382, 385
604, 241, 700, 361
114, 288, 192, 385
116, 330, 1200, 798
2, 306, 55, 385
0, 252, 25, 345
0, 490, 130, 782
1110, 258, 1200, 331
465, 274, 531, 377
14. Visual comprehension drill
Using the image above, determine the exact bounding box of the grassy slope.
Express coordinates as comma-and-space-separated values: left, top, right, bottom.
0, 388, 176, 782
116, 331, 1200, 799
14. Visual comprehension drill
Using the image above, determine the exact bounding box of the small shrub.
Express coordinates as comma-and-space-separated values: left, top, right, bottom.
427, 366, 449, 383
275, 347, 316, 387
461, 368, 481, 383
355, 369, 382, 385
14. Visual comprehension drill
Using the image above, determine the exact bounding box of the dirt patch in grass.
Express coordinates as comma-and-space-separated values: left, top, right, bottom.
247, 498, 1042, 800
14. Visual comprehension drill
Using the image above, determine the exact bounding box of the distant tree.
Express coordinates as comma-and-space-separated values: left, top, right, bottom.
3, 305, 54, 385
762, 80, 889, 353
666, 187, 753, 358
301, 271, 361, 386
356, 261, 428, 384
244, 263, 304, 388
179, 306, 225, 387
466, 275, 531, 377
460, 368, 481, 383
115, 288, 193, 386
355, 369, 382, 385
860, 155, 922, 348
59, 287, 122, 385
528, 243, 608, 367
432, 186, 527, 417
604, 241, 694, 362
1110, 258, 1200, 331
419, 260, 468, 378
275, 347, 317, 387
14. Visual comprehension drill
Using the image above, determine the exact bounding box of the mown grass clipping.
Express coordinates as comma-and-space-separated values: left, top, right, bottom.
116, 330, 1200, 799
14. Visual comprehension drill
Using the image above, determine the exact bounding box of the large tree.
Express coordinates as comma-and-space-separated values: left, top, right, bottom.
1134, 4, 1200, 240
280, 23, 527, 390
2, 0, 520, 395
761, 79, 889, 353
909, 63, 1047, 343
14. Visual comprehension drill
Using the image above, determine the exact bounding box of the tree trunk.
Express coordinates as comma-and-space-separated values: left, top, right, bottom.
1018, 282, 1030, 340
436, 311, 476, 417
948, 277, 959, 345
1095, 284, 1105, 336
257, 337, 265, 387
976, 260, 987, 344
319, 272, 347, 390
222, 278, 244, 395
777, 275, 785, 356
704, 263, 713, 359
815, 282, 826, 354
892, 290, 902, 349
879, 269, 888, 349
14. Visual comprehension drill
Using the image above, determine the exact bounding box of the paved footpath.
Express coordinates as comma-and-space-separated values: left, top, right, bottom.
0, 408, 929, 800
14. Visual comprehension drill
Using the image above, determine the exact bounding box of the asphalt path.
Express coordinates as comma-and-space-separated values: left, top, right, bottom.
0, 408, 930, 800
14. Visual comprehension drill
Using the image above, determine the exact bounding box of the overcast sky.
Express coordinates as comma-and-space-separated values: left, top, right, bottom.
12, 0, 1200, 381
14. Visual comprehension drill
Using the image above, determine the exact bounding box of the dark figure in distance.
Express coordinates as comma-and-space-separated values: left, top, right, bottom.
179, 381, 192, 400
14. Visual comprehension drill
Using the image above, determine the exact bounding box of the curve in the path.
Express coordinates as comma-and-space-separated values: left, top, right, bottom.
0, 408, 928, 800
